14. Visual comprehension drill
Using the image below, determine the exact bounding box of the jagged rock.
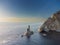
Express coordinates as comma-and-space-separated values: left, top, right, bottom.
39, 11, 60, 33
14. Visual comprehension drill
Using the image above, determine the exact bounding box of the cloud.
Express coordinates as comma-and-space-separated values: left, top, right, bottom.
0, 17, 46, 22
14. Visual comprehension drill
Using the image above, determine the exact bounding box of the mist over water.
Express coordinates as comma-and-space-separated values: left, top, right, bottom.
0, 22, 60, 45
0, 22, 42, 45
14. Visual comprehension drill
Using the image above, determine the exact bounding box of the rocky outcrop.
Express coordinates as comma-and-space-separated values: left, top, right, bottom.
39, 11, 60, 32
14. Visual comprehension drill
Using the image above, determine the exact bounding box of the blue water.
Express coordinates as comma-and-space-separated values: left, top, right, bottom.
0, 22, 60, 45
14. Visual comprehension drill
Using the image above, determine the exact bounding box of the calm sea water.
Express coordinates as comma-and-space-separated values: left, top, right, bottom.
0, 22, 60, 45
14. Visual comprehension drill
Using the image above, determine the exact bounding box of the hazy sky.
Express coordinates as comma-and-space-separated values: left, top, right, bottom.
0, 0, 60, 22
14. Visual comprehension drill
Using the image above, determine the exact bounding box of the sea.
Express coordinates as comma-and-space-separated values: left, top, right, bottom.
0, 22, 60, 45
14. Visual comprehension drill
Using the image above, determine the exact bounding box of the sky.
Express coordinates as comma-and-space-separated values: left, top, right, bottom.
0, 0, 60, 22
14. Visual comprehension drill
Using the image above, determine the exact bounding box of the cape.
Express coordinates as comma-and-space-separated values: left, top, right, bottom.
40, 11, 60, 32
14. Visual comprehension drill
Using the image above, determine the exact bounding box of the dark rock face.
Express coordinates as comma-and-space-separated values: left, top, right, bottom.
53, 11, 60, 22
39, 11, 60, 32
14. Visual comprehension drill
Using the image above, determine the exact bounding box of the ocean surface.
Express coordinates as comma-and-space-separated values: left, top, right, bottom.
0, 22, 60, 45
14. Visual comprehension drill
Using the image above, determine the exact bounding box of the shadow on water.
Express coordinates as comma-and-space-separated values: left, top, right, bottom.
19, 31, 60, 45
3, 31, 60, 45
39, 31, 60, 39
38, 31, 60, 45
